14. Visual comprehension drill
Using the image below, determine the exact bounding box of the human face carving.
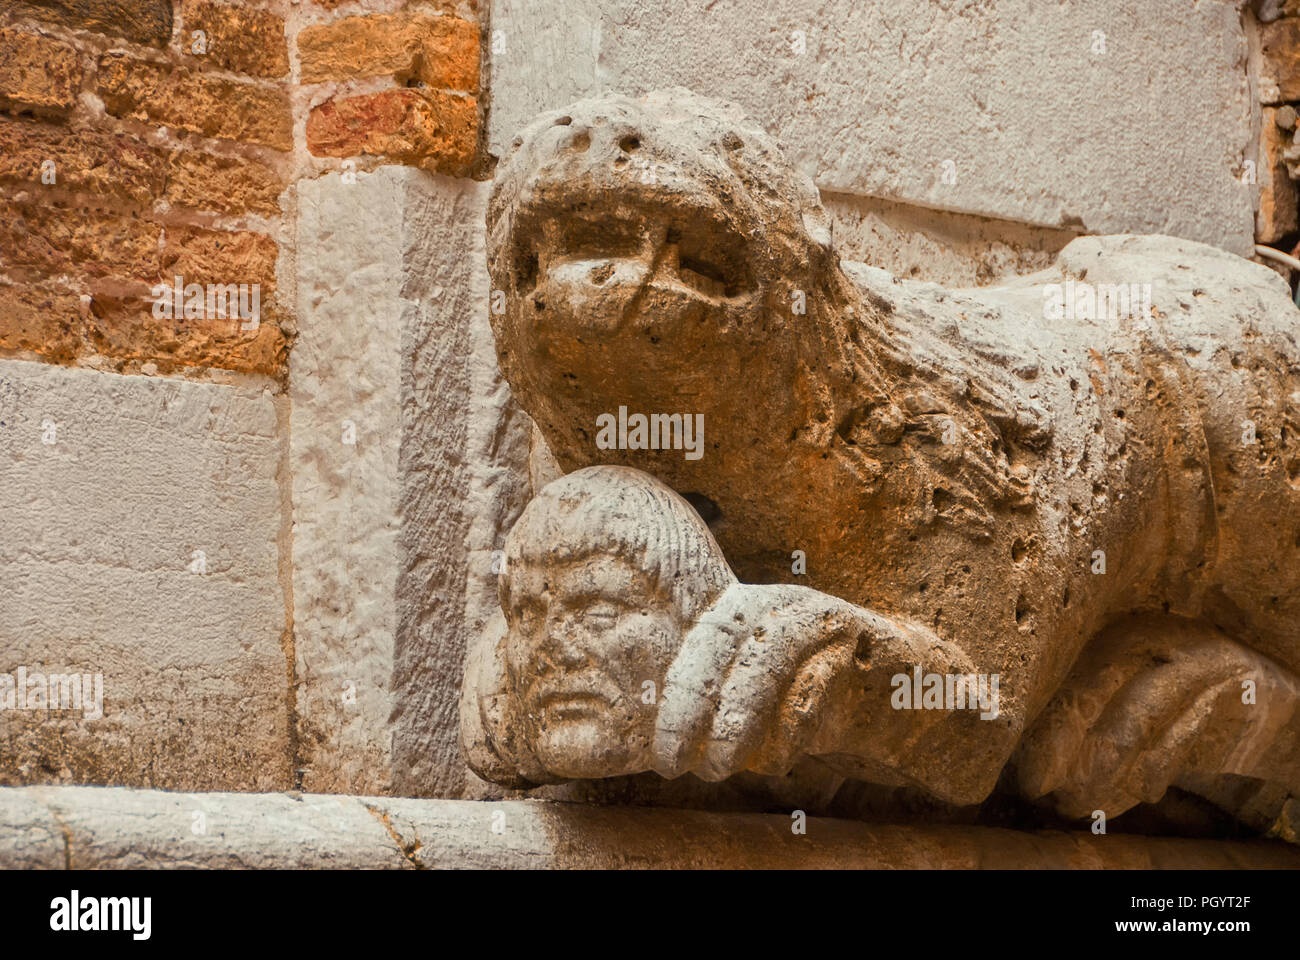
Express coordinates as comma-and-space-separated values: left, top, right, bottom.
504, 556, 681, 779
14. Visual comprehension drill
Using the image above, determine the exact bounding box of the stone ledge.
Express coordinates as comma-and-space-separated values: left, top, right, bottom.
3, 786, 1299, 869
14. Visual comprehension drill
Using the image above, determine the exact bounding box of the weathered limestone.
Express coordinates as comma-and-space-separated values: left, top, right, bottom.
458, 306, 534, 801
464, 466, 987, 794
472, 89, 1300, 827
10, 786, 407, 869
395, 172, 515, 798
823, 194, 1077, 289
292, 168, 403, 796
292, 165, 508, 798
0, 358, 290, 790
1019, 614, 1300, 818
3, 786, 1298, 869
0, 786, 66, 869
489, 0, 1256, 255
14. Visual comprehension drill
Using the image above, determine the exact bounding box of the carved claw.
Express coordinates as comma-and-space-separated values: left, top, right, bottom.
1016, 614, 1300, 819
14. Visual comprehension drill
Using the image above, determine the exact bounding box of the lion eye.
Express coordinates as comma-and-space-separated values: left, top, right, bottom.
669, 219, 749, 298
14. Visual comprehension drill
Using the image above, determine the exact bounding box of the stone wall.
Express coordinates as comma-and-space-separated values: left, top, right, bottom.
3, 0, 1300, 832
0, 0, 488, 792
491, 0, 1300, 276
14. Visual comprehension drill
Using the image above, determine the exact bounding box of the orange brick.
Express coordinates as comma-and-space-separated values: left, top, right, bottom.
0, 116, 164, 204
180, 1, 289, 80
8, 0, 173, 47
0, 118, 280, 215
306, 89, 477, 176
298, 14, 479, 90
1257, 108, 1299, 245
160, 226, 279, 292
0, 28, 81, 117
0, 282, 82, 362
1262, 19, 1300, 103
2, 205, 277, 293
97, 53, 292, 150
0, 202, 159, 282
164, 150, 283, 216
87, 289, 288, 376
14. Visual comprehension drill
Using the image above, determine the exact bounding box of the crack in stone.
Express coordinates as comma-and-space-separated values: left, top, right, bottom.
362, 802, 425, 869
47, 806, 73, 869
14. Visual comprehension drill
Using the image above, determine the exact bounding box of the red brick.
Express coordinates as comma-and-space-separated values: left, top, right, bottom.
306, 89, 477, 176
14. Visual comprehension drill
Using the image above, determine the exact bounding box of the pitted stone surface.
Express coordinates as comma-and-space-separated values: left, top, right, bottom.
292, 168, 406, 796
473, 89, 1300, 827
292, 166, 512, 798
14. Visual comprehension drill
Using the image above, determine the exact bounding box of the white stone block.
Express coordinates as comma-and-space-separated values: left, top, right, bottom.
0, 359, 289, 790
293, 166, 518, 797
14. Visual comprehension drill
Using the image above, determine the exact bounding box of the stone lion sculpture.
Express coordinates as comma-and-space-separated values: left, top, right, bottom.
461, 88, 1300, 825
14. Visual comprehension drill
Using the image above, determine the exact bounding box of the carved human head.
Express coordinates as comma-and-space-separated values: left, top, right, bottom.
499, 465, 735, 779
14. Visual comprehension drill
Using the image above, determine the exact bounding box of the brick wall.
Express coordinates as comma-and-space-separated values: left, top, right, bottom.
300, 9, 481, 177
1259, 11, 1300, 247
0, 0, 484, 380
0, 1, 288, 376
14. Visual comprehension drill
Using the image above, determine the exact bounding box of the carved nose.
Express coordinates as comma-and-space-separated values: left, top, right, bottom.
543, 616, 588, 668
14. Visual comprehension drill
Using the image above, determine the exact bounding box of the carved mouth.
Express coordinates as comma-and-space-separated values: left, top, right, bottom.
537, 692, 609, 720
531, 675, 619, 719
508, 183, 754, 307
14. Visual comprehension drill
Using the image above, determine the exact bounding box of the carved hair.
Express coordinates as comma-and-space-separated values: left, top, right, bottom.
501, 465, 736, 624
